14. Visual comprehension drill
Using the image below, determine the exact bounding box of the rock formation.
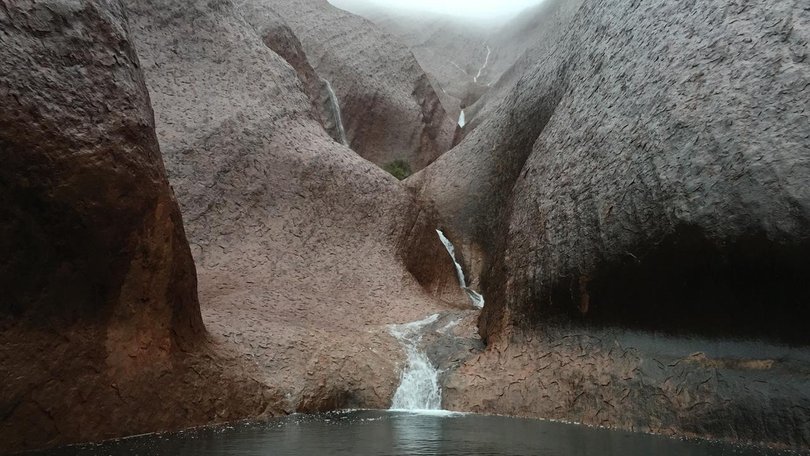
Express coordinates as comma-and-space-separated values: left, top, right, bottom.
335, 0, 584, 133
124, 0, 464, 435
0, 0, 256, 451
268, 0, 457, 173
412, 0, 810, 447
1, 0, 463, 452
2, 0, 810, 452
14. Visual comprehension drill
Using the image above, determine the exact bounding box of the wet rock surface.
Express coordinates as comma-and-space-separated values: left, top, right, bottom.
268, 0, 457, 172
412, 0, 810, 448
2, 0, 810, 452
1, 0, 462, 452
0, 1, 266, 451
444, 327, 810, 449
125, 0, 463, 437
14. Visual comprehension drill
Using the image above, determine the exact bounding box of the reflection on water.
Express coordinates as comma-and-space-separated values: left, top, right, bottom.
29, 410, 802, 456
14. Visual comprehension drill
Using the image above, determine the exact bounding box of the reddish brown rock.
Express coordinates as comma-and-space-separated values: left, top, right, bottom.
0, 0, 262, 451
124, 0, 464, 429
267, 0, 457, 173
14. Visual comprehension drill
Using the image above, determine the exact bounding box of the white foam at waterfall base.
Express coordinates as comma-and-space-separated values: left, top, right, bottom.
436, 229, 485, 309
389, 314, 442, 411
458, 109, 466, 128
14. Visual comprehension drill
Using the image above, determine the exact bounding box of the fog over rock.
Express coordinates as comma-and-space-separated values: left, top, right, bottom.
334, 0, 583, 133
412, 0, 810, 445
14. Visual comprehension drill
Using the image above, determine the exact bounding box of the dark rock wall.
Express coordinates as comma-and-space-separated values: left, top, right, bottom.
490, 0, 810, 343
0, 0, 200, 336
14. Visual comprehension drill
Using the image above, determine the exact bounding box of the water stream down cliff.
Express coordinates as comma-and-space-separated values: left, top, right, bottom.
436, 230, 484, 308
389, 314, 442, 410
322, 78, 349, 146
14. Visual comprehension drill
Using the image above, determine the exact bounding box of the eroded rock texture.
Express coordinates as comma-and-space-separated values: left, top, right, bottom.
416, 0, 810, 342
268, 0, 457, 173
414, 0, 810, 447
0, 0, 242, 451
486, 0, 810, 343
124, 0, 464, 422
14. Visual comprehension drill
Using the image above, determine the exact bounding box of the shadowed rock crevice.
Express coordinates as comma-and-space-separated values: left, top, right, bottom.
530, 225, 810, 345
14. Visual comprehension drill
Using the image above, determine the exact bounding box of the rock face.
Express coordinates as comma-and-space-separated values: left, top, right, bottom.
413, 0, 810, 447
462, 0, 584, 132
331, 2, 493, 115
417, 0, 810, 342
483, 0, 810, 344
0, 0, 201, 339
124, 0, 464, 426
335, 0, 584, 133
444, 329, 810, 449
268, 0, 457, 173
237, 4, 346, 144
0, 0, 215, 450
1, 0, 464, 452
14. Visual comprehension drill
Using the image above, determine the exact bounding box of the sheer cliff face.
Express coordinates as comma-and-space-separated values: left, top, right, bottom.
415, 0, 810, 343
0, 0, 202, 449
267, 0, 457, 173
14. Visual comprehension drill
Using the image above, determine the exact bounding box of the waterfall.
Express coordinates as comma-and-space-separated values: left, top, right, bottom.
458, 110, 466, 128
473, 45, 491, 84
322, 78, 348, 146
436, 230, 485, 309
389, 314, 442, 411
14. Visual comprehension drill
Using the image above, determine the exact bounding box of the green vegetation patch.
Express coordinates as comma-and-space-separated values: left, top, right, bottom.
383, 160, 412, 180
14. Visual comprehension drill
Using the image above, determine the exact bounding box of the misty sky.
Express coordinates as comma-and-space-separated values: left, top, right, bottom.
329, 0, 547, 21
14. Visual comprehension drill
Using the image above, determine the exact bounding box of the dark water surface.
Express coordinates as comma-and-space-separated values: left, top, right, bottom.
31, 410, 802, 456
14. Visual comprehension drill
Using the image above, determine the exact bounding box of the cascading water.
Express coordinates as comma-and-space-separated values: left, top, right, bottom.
436, 230, 485, 308
458, 110, 466, 128
322, 78, 349, 146
389, 314, 442, 410
473, 45, 491, 84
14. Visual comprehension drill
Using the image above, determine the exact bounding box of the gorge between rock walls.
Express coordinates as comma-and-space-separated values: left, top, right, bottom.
1, 0, 809, 454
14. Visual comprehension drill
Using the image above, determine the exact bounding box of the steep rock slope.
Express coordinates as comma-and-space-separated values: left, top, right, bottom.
330, 1, 493, 114
0, 1, 266, 451
236, 5, 348, 144
415, 0, 810, 446
124, 0, 464, 419
268, 0, 457, 173
486, 0, 810, 343
334, 0, 583, 132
